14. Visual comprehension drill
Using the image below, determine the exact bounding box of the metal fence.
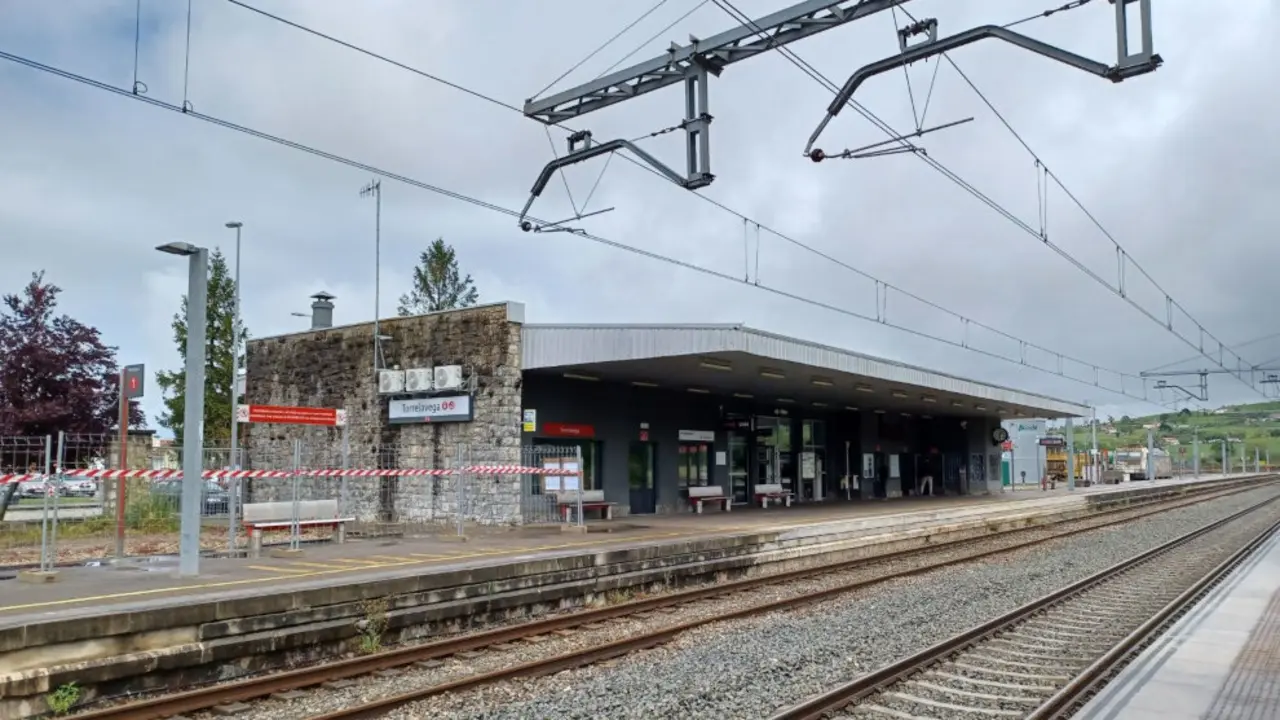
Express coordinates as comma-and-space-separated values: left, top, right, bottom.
0, 433, 244, 568
1, 431, 586, 568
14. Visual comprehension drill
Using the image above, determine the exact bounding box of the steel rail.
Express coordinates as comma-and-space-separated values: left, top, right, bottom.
68, 477, 1271, 720
299, 482, 1278, 720
767, 493, 1280, 720
1026, 516, 1280, 719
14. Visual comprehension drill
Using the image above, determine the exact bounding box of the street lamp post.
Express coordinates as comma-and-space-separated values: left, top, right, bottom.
156, 241, 209, 577
225, 221, 243, 555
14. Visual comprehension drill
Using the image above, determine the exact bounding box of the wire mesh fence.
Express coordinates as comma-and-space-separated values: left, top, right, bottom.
0, 430, 588, 568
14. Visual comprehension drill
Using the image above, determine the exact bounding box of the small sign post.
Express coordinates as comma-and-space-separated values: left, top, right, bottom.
235, 404, 348, 555
115, 363, 145, 559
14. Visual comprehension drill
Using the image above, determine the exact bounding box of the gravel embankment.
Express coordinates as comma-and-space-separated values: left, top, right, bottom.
381, 485, 1280, 720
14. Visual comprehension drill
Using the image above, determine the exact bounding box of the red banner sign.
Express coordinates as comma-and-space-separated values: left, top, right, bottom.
237, 404, 347, 426
542, 422, 595, 438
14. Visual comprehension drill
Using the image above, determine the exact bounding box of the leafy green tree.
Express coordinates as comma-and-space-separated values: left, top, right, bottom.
397, 237, 479, 315
155, 249, 247, 444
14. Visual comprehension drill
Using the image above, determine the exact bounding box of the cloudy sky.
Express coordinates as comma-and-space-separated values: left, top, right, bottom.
2, 0, 1277, 433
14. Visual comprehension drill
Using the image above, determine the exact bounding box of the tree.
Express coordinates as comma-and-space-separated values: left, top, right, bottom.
0, 271, 144, 437
0, 272, 144, 519
155, 248, 247, 444
397, 237, 479, 315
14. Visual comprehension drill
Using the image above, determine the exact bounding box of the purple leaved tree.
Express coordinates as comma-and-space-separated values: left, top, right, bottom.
0, 271, 145, 438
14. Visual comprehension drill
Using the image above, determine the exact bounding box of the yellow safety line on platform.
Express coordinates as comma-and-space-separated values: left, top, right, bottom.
0, 529, 704, 613
281, 561, 340, 570
247, 565, 311, 574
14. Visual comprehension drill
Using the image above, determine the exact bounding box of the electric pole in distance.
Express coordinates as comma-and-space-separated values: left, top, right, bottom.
359, 179, 383, 377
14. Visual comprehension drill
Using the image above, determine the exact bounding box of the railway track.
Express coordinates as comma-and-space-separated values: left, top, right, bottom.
67, 479, 1273, 720
768, 494, 1280, 720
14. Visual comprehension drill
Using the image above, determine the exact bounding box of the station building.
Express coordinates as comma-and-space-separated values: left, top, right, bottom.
243, 300, 1087, 522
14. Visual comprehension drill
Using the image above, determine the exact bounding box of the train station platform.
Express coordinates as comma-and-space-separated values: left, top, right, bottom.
0, 473, 1259, 626
1074, 508, 1280, 720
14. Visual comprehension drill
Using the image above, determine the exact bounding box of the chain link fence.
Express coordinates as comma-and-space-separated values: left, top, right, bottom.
1, 429, 588, 568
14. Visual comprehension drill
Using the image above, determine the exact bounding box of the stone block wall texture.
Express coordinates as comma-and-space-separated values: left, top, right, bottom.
242, 302, 524, 524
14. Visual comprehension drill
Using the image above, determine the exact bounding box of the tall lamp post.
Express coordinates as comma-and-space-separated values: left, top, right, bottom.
156, 241, 209, 577
225, 221, 243, 555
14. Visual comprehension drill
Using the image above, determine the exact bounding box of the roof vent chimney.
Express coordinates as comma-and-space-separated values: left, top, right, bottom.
310, 292, 335, 330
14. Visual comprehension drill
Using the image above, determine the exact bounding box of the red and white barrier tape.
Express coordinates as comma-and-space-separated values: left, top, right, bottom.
0, 465, 579, 484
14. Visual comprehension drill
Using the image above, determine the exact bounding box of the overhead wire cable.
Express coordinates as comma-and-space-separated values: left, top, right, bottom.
531, 0, 672, 100
709, 0, 1265, 405
0, 46, 1174, 410
893, 1, 1266, 393
210, 0, 1181, 408
1145, 330, 1280, 374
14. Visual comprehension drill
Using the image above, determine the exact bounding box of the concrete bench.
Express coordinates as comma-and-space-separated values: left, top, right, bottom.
552, 489, 615, 521
753, 482, 793, 508
687, 485, 730, 514
241, 499, 354, 558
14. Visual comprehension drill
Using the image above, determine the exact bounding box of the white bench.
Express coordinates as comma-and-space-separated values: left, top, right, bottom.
241, 499, 354, 558
552, 489, 616, 521
753, 483, 793, 508
687, 485, 730, 514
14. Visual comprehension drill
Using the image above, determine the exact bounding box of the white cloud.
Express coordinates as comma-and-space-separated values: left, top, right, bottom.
3, 0, 1278, 433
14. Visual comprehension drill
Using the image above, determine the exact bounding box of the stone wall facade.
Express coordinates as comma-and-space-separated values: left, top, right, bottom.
242, 302, 525, 525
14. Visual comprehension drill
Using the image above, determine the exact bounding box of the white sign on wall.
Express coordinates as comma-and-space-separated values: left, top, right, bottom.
678, 429, 715, 442
388, 394, 474, 424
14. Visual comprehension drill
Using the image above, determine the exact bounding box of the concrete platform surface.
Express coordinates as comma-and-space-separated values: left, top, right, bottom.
1075, 510, 1280, 720
0, 473, 1256, 627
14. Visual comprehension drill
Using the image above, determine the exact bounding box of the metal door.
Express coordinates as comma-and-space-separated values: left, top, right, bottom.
628, 441, 656, 514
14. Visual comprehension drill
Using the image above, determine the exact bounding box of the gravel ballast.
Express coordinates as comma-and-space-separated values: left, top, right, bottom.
172, 484, 1278, 720
383, 485, 1280, 720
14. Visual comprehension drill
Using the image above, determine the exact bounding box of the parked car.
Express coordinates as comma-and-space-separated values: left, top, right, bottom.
61, 478, 98, 497
148, 479, 238, 515
17, 478, 49, 499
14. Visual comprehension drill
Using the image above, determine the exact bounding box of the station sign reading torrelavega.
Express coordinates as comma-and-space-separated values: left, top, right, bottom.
388, 394, 474, 424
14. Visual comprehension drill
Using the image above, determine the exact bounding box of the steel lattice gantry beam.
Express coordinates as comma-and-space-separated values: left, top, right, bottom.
517, 0, 908, 230
516, 0, 1160, 231
523, 0, 909, 124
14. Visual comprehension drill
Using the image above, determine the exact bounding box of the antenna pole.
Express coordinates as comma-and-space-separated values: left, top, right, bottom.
360, 180, 383, 377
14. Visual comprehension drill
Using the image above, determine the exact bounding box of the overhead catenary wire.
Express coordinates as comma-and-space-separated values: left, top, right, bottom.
530, 0, 673, 100
0, 48, 1171, 411
0, 31, 1175, 410
211, 0, 1175, 407
891, 2, 1266, 395
1145, 330, 1280, 374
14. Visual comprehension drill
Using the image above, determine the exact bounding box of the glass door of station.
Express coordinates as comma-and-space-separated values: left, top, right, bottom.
728, 433, 750, 504
753, 416, 792, 497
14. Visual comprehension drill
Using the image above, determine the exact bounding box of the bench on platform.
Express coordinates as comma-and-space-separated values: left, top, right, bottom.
241, 499, 354, 558
687, 485, 730, 514
552, 489, 616, 521
753, 482, 793, 508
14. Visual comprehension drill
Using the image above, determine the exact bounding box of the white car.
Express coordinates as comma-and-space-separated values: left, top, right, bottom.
17, 478, 49, 498
62, 478, 98, 497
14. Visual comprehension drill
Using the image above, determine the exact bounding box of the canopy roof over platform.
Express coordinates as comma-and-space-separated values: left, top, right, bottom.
522, 324, 1089, 420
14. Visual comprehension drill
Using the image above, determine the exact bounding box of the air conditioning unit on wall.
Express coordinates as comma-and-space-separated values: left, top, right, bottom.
434, 365, 464, 391
404, 367, 434, 393
377, 369, 405, 395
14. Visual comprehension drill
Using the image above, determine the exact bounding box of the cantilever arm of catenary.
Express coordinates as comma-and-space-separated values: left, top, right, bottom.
518, 138, 707, 231
803, 24, 1163, 160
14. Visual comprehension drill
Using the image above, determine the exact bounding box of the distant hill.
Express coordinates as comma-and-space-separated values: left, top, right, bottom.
1069, 400, 1280, 470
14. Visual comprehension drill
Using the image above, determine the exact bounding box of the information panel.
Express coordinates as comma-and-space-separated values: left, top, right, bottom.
388, 394, 474, 424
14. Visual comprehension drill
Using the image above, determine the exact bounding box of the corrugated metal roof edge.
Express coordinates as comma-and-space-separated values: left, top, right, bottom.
522, 323, 1089, 415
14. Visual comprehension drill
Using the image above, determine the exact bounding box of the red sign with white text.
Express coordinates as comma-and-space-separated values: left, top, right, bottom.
237, 404, 347, 427
542, 422, 595, 438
